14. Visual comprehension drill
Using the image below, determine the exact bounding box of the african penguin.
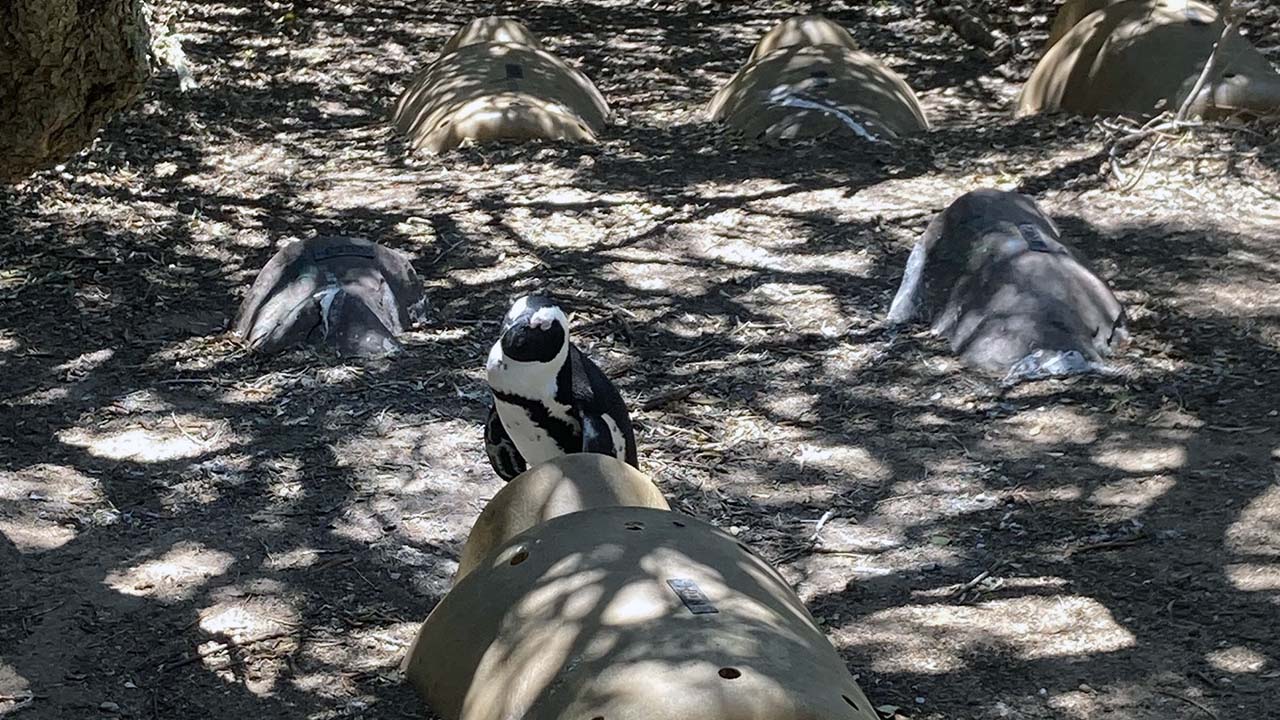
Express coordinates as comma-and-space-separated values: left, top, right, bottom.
484, 295, 639, 481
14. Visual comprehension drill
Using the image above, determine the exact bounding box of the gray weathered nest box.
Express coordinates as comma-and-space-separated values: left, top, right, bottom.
232, 237, 425, 357
887, 189, 1128, 380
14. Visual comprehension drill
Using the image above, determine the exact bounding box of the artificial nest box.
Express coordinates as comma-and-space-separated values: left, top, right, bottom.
1043, 0, 1124, 50
402, 506, 879, 720
1019, 0, 1280, 119
887, 189, 1127, 381
438, 16, 545, 54
232, 237, 425, 357
708, 16, 928, 143
392, 17, 610, 153
748, 14, 860, 62
455, 454, 670, 582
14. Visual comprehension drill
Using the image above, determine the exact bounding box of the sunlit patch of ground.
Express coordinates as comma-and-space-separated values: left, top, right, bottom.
842, 593, 1136, 674
0, 464, 109, 552
58, 416, 240, 462
2, 1, 1279, 719
106, 541, 236, 601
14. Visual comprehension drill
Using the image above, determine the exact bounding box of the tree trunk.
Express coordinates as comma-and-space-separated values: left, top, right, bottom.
0, 0, 151, 183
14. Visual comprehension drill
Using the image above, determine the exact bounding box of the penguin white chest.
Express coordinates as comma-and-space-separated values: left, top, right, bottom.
492, 397, 572, 466
487, 343, 581, 464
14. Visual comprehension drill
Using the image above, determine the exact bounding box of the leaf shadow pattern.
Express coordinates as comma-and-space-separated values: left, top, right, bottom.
2, 0, 1279, 719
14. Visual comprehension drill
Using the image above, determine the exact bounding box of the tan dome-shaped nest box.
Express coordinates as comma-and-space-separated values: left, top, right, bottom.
438, 16, 544, 54
748, 14, 860, 62
1019, 0, 1280, 119
707, 42, 928, 142
232, 237, 426, 357
887, 189, 1128, 382
455, 454, 670, 582
392, 17, 610, 153
403, 506, 879, 720
1043, 0, 1120, 50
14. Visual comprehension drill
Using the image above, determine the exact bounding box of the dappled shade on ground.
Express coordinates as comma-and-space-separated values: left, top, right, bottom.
886, 189, 1128, 381
392, 17, 610, 154
404, 506, 878, 720
1019, 0, 1280, 119
2, 0, 1279, 718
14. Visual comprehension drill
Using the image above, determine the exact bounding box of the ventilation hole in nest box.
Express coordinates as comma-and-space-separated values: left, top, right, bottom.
509, 549, 529, 566
672, 520, 686, 527
842, 695, 857, 708
718, 667, 742, 680
624, 522, 644, 531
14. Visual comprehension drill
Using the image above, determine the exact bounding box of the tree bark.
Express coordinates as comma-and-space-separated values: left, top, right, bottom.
0, 0, 151, 183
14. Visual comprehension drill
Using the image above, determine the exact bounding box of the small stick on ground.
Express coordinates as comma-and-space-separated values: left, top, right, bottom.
1175, 0, 1237, 123
1066, 534, 1149, 557
1156, 690, 1218, 720
159, 629, 296, 672
950, 562, 1006, 598
642, 386, 695, 411
808, 508, 836, 543
171, 413, 212, 447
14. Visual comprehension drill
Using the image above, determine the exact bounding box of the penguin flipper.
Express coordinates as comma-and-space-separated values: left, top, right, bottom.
484, 401, 526, 481
580, 412, 625, 464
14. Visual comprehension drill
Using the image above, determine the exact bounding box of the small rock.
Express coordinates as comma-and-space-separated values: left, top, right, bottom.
99, 701, 120, 713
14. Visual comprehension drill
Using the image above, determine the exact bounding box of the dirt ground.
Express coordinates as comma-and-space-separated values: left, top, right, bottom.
3, 1, 1279, 718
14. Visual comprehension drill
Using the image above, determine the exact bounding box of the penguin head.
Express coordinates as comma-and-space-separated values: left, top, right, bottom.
496, 294, 569, 364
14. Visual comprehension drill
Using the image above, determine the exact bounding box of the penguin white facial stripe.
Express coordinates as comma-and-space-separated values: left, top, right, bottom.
506, 296, 531, 322
529, 306, 564, 330
487, 338, 567, 387
529, 302, 570, 327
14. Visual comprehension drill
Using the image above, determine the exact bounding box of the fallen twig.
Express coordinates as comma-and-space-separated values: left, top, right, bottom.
927, 3, 1008, 52
1175, 0, 1237, 123
950, 562, 1006, 598
158, 629, 296, 672
22, 599, 67, 619
641, 386, 695, 411
1156, 690, 1218, 720
1066, 534, 1149, 557
809, 509, 836, 543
